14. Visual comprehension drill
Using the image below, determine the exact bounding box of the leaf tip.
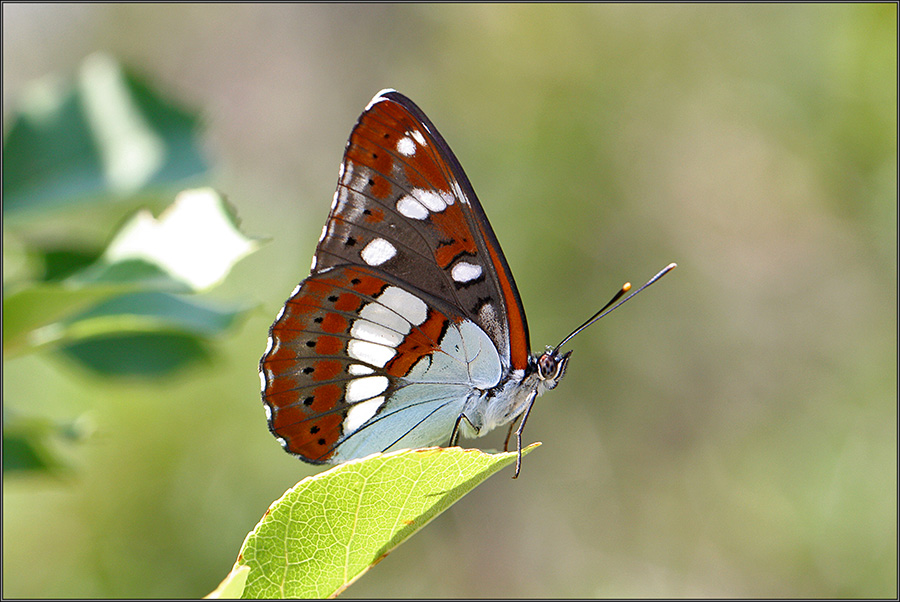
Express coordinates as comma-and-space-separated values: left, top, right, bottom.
206, 564, 249, 599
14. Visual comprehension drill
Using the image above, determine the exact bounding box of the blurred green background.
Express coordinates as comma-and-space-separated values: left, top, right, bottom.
3, 3, 896, 598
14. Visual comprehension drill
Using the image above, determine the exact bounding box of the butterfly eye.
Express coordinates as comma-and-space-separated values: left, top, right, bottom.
537, 350, 571, 382
537, 353, 558, 380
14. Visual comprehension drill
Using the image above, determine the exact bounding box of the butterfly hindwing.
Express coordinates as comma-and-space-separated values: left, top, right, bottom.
261, 264, 503, 463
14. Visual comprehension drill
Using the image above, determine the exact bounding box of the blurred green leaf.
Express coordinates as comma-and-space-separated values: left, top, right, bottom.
95, 187, 260, 291
61, 291, 250, 339
47, 292, 250, 377
2, 408, 89, 475
235, 445, 539, 599
39, 248, 104, 282
66, 258, 190, 289
3, 424, 64, 474
4, 188, 259, 356
2, 259, 189, 356
2, 52, 208, 217
56, 331, 210, 377
2, 281, 156, 355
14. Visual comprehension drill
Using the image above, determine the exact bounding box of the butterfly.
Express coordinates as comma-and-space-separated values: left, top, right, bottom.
260, 89, 674, 477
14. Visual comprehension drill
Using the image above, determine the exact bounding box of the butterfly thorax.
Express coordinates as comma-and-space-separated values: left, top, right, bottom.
458, 348, 572, 439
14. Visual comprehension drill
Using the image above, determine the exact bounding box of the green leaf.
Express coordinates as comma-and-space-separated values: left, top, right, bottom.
2, 53, 208, 217
234, 445, 539, 599
56, 331, 210, 377
38, 247, 104, 282
2, 408, 90, 475
46, 292, 250, 377
1, 262, 189, 356
2, 423, 64, 474
207, 565, 250, 599
3, 188, 258, 356
94, 187, 260, 291
2, 282, 155, 354
60, 291, 249, 339
65, 258, 190, 289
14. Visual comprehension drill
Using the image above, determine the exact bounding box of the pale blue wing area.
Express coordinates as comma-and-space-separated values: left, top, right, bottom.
331, 382, 477, 462
330, 317, 501, 461
404, 318, 502, 388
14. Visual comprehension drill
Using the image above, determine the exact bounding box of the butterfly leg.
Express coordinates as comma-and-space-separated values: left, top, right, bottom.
449, 416, 461, 446
449, 412, 478, 447
512, 391, 539, 479
503, 417, 521, 452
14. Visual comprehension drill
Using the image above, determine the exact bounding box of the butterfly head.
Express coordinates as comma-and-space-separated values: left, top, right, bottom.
533, 347, 572, 393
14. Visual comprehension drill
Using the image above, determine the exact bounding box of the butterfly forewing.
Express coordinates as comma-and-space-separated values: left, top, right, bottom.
261, 90, 531, 464
313, 90, 529, 369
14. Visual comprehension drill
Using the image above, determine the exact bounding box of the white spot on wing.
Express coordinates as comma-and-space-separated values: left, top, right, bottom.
346, 375, 389, 402
451, 261, 483, 283
360, 238, 397, 266
396, 195, 429, 220
378, 286, 428, 326
348, 339, 396, 367
397, 136, 415, 157
275, 306, 286, 321
351, 318, 404, 346
264, 335, 275, 355
416, 189, 447, 212
344, 395, 385, 433
348, 364, 375, 375
263, 403, 272, 420
259, 370, 267, 392
411, 129, 426, 146
360, 301, 412, 335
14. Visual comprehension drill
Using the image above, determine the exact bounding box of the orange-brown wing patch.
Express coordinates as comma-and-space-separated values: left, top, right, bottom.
385, 309, 450, 377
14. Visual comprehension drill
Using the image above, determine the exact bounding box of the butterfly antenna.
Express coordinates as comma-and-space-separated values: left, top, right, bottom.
553, 263, 677, 353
